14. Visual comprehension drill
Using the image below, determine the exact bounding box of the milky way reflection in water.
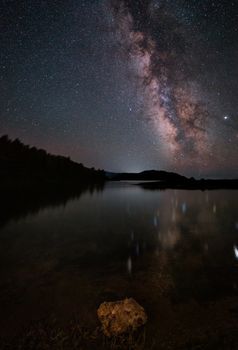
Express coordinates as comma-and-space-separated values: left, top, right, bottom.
0, 182, 238, 347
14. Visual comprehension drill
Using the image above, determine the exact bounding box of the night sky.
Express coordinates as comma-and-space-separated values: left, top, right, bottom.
1, 0, 238, 177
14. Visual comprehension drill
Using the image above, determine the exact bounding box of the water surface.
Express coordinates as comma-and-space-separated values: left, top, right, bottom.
0, 182, 238, 347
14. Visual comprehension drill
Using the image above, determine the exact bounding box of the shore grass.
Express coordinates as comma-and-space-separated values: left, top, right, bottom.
1, 319, 238, 350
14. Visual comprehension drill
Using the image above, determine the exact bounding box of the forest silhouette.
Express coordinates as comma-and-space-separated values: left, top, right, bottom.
0, 135, 105, 191
0, 135, 105, 227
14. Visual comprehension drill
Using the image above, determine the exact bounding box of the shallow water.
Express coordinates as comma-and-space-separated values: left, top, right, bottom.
0, 182, 238, 347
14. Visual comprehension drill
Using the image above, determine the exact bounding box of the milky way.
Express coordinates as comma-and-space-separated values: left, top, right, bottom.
110, 0, 217, 171
1, 0, 238, 176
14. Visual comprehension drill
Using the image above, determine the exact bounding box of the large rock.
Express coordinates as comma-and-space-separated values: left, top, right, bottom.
97, 298, 147, 337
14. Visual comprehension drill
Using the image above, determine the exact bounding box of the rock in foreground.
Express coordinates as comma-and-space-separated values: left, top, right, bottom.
97, 298, 147, 337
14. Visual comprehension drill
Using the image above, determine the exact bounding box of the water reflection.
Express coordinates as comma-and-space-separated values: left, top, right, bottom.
1, 185, 237, 269
153, 215, 158, 227
234, 245, 238, 259
127, 256, 132, 274
181, 202, 187, 214
0, 183, 238, 343
213, 204, 217, 214
0, 183, 104, 228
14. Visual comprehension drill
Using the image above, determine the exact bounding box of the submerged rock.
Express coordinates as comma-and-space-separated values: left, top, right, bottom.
97, 298, 147, 337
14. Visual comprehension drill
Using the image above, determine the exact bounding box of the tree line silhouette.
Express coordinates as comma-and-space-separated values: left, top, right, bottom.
0, 135, 105, 190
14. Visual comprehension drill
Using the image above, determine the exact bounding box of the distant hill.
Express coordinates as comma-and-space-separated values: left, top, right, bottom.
0, 135, 105, 190
107, 170, 188, 182
106, 170, 238, 189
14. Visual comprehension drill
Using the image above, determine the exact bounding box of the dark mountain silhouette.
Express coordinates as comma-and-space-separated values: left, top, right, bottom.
0, 135, 105, 191
107, 170, 238, 190
107, 170, 187, 182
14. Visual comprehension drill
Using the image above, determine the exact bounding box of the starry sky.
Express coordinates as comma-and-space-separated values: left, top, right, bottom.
1, 0, 238, 177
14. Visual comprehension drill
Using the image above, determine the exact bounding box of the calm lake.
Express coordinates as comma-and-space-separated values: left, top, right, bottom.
0, 182, 238, 348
